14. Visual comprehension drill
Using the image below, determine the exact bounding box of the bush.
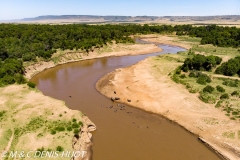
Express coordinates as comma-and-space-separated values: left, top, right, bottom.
171, 74, 180, 83
182, 66, 189, 72
72, 123, 80, 129
2, 75, 15, 84
189, 71, 196, 78
72, 118, 77, 122
196, 73, 211, 85
0, 111, 6, 117
78, 121, 83, 126
189, 88, 198, 93
216, 85, 225, 93
180, 74, 186, 79
36, 147, 45, 156
27, 81, 36, 88
199, 92, 216, 104
186, 83, 192, 89
67, 126, 73, 131
203, 85, 215, 93
15, 74, 26, 84
73, 129, 79, 135
51, 130, 56, 135
231, 91, 239, 96
220, 93, 229, 99
56, 146, 64, 152
197, 77, 207, 85
215, 100, 223, 108
55, 126, 65, 132
232, 111, 239, 115
175, 66, 182, 74
222, 79, 238, 87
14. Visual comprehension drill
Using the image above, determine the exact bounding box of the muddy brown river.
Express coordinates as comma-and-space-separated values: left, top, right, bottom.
31, 43, 223, 160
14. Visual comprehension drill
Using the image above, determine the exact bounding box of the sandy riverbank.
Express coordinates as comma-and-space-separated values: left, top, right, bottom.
25, 43, 162, 79
96, 36, 240, 160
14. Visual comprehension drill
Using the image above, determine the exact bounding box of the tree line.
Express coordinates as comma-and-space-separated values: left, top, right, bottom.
175, 24, 240, 47
0, 24, 239, 85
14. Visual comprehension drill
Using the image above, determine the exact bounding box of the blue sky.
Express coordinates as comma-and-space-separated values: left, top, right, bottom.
0, 0, 239, 20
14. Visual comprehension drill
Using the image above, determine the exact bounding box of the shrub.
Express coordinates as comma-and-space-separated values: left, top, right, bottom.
27, 81, 36, 88
73, 129, 79, 135
215, 56, 222, 65
78, 121, 83, 126
197, 77, 207, 85
171, 74, 180, 83
67, 126, 72, 131
231, 91, 239, 96
182, 66, 189, 72
232, 111, 239, 115
203, 85, 215, 93
72, 118, 77, 122
36, 147, 45, 156
215, 100, 223, 108
189, 71, 196, 78
0, 111, 6, 117
203, 75, 211, 83
189, 88, 198, 93
196, 73, 211, 85
230, 117, 236, 120
175, 66, 182, 74
220, 93, 229, 99
199, 92, 216, 104
186, 83, 192, 89
72, 123, 80, 129
222, 79, 238, 87
55, 126, 65, 132
51, 130, 56, 135
56, 146, 64, 152
2, 75, 15, 84
180, 74, 186, 79
15, 73, 26, 84
216, 85, 225, 93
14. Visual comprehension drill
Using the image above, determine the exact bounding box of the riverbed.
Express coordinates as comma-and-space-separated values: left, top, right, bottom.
31, 44, 223, 160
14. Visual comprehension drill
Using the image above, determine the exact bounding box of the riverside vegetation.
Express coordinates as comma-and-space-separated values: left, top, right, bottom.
0, 24, 239, 85
166, 36, 240, 121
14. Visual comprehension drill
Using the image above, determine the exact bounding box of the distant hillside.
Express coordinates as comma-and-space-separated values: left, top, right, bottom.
22, 15, 159, 22
8, 15, 240, 25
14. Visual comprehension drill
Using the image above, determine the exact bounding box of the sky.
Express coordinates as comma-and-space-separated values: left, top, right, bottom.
0, 0, 239, 20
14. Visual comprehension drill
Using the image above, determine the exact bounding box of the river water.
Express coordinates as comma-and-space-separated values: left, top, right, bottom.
31, 43, 223, 160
